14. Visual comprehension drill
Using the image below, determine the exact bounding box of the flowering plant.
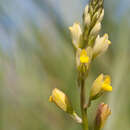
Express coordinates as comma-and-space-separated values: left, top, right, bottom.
49, 0, 112, 130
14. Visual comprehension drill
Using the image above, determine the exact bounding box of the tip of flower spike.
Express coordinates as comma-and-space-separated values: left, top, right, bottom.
80, 49, 90, 63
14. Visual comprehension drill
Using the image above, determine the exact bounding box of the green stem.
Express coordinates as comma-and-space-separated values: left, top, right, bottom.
80, 79, 89, 130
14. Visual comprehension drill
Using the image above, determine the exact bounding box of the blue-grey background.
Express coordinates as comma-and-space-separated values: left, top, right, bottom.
0, 0, 130, 130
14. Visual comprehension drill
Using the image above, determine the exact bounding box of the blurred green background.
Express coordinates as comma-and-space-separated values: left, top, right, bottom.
0, 0, 130, 130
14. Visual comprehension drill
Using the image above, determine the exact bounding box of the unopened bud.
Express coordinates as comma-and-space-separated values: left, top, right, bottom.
98, 9, 104, 23
49, 88, 73, 114
94, 103, 111, 130
90, 22, 101, 36
49, 88, 82, 123
69, 23, 82, 49
84, 13, 91, 27
92, 8, 102, 22
84, 5, 89, 15
93, 34, 111, 59
84, 5, 91, 26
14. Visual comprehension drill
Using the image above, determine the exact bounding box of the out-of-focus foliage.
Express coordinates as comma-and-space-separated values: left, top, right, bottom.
0, 0, 130, 130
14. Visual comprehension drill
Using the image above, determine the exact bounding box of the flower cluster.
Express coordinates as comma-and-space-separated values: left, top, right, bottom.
49, 0, 112, 130
69, 1, 111, 83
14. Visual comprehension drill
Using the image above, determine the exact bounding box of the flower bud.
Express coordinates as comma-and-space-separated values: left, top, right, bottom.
84, 5, 89, 15
93, 34, 111, 59
94, 103, 111, 130
49, 88, 73, 114
84, 5, 91, 26
49, 88, 82, 123
84, 13, 91, 27
90, 74, 112, 100
69, 23, 82, 49
90, 22, 101, 36
98, 9, 104, 23
92, 8, 102, 23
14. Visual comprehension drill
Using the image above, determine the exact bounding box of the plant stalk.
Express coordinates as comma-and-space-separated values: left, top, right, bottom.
80, 78, 89, 130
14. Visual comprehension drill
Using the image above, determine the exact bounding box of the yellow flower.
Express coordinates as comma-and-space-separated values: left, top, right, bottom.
101, 75, 112, 91
76, 47, 92, 77
49, 88, 73, 114
95, 103, 111, 129
90, 74, 112, 100
69, 23, 82, 49
80, 49, 90, 63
